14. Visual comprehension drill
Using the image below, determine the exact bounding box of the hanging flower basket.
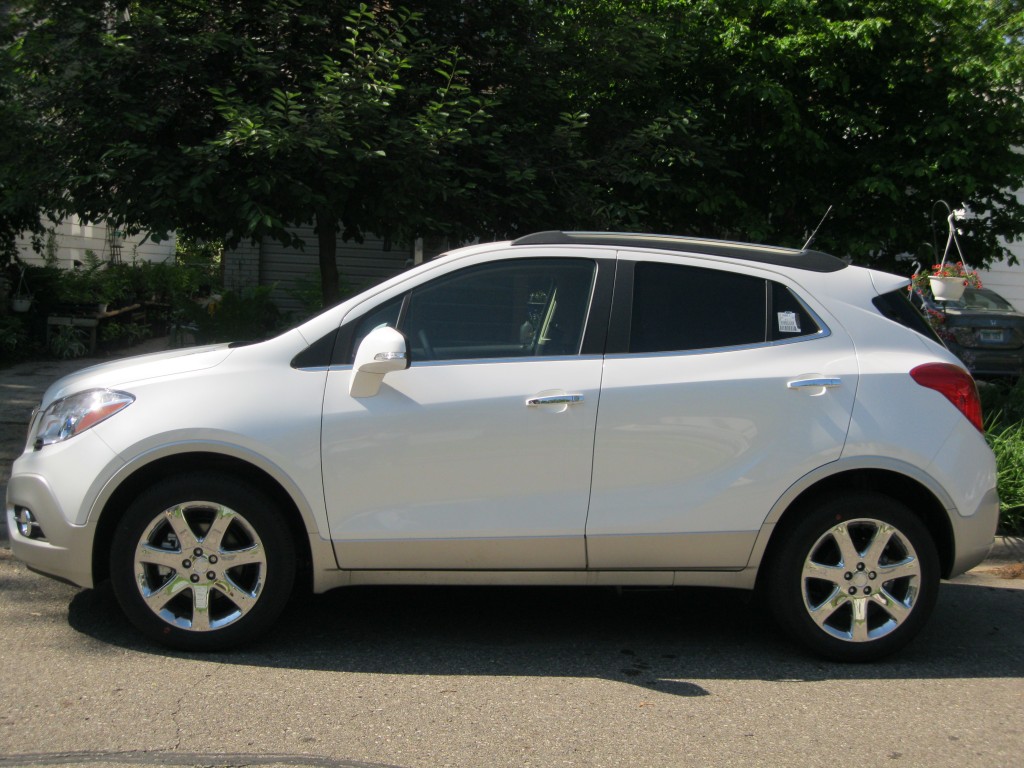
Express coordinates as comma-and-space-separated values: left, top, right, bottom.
11, 296, 32, 313
910, 262, 981, 302
928, 275, 967, 302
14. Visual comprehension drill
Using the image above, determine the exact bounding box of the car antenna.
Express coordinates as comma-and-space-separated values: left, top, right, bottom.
802, 205, 833, 251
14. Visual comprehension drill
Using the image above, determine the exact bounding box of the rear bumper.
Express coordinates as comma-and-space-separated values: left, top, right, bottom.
948, 486, 1000, 577
946, 344, 1024, 377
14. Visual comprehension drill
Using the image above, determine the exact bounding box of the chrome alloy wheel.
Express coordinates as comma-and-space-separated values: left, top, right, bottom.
133, 501, 267, 632
799, 518, 923, 643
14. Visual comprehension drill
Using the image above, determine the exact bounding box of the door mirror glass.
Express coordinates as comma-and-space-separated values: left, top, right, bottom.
350, 326, 409, 398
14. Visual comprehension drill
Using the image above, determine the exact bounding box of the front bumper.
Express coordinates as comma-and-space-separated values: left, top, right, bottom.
6, 473, 99, 589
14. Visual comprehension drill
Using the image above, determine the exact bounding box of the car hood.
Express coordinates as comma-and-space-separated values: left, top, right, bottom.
42, 344, 234, 406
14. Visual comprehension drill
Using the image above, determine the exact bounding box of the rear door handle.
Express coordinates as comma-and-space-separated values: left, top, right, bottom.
787, 377, 841, 390
526, 394, 585, 406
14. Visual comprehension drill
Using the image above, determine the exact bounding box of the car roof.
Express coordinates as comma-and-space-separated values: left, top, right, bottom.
511, 231, 849, 273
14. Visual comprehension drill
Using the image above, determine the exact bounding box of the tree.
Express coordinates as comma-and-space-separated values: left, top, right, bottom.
0, 12, 47, 264
5, 0, 1024, 293
9, 1, 489, 303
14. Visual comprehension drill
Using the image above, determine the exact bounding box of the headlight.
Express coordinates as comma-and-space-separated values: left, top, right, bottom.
33, 389, 135, 449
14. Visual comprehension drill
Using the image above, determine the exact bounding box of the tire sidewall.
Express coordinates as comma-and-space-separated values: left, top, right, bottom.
109, 472, 296, 651
768, 493, 940, 662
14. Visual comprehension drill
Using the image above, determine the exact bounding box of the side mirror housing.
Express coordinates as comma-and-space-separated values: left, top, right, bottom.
349, 326, 409, 398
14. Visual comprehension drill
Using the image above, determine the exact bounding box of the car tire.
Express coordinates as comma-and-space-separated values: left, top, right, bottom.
109, 472, 296, 651
767, 493, 939, 662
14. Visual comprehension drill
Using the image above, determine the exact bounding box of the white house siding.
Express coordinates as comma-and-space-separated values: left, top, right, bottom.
229, 226, 414, 316
16, 216, 176, 268
982, 238, 1024, 313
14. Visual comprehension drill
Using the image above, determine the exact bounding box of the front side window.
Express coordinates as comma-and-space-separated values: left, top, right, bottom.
406, 259, 595, 361
350, 259, 596, 363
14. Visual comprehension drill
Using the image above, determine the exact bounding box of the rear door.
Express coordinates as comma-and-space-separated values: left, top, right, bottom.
586, 255, 859, 569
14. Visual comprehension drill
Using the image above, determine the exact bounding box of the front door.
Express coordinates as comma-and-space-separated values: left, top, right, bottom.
321, 256, 608, 570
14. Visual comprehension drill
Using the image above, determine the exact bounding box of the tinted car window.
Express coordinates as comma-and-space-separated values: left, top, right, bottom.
350, 297, 403, 361
630, 262, 767, 353
770, 282, 821, 341
402, 259, 595, 361
876, 289, 943, 345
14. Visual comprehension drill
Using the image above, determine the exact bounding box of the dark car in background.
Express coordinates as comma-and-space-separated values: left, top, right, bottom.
912, 286, 1024, 379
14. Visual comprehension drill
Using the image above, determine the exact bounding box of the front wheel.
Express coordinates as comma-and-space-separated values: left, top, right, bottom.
767, 493, 939, 662
110, 473, 296, 651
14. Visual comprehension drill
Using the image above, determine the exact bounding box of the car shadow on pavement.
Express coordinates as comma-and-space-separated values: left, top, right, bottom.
65, 579, 1024, 691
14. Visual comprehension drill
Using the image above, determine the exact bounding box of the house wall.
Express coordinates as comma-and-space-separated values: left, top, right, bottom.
16, 216, 176, 268
225, 226, 416, 317
983, 237, 1024, 312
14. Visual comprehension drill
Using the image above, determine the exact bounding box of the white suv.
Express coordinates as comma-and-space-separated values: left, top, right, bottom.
6, 231, 998, 661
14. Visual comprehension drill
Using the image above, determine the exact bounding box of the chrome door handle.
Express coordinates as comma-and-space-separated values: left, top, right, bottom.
787, 377, 841, 390
526, 394, 585, 407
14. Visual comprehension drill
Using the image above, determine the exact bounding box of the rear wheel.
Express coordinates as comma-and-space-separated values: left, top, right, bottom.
767, 493, 939, 662
110, 473, 295, 651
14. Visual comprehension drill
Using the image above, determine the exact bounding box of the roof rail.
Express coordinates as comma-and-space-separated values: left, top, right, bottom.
510, 231, 847, 273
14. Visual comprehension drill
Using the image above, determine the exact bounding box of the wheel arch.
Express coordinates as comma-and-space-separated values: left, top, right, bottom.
91, 451, 316, 590
755, 466, 956, 585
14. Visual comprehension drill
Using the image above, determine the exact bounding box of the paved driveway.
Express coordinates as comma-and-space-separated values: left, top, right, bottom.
2, 340, 1022, 768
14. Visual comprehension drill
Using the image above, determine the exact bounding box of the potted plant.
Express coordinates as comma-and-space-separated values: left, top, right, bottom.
10, 265, 32, 312
915, 202, 983, 302
55, 251, 125, 314
911, 262, 982, 302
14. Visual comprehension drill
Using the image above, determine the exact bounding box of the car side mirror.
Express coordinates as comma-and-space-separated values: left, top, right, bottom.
349, 326, 410, 398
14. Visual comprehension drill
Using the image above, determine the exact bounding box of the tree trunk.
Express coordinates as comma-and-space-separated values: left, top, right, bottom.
316, 210, 341, 307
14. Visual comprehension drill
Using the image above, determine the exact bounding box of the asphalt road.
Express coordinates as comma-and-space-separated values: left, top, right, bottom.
2, 343, 1023, 767
1, 546, 1023, 768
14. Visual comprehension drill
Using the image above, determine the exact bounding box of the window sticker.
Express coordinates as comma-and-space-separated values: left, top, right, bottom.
777, 311, 801, 334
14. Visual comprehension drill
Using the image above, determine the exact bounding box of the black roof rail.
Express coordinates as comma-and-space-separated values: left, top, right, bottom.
510, 231, 848, 273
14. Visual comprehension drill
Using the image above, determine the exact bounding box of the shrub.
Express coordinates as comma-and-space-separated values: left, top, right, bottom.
48, 325, 88, 359
981, 378, 1024, 534
986, 423, 1024, 535
0, 315, 30, 363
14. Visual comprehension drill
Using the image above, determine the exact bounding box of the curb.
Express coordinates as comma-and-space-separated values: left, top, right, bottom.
984, 534, 1024, 563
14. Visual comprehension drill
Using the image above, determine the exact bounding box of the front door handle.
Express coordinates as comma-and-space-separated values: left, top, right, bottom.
787, 377, 841, 390
526, 394, 585, 407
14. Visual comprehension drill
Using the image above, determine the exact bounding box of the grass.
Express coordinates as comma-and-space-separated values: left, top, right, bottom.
980, 379, 1024, 535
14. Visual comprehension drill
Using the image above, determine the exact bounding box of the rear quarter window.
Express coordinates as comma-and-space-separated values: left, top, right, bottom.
873, 289, 943, 345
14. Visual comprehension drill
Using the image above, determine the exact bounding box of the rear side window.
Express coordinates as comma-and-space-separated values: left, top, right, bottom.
630, 263, 766, 353
629, 263, 822, 353
770, 282, 821, 341
874, 289, 943, 345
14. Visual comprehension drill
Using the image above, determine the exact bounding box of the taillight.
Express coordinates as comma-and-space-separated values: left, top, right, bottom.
910, 363, 983, 432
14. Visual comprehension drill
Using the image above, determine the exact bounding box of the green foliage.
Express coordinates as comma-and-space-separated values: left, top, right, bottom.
48, 324, 87, 359
54, 251, 119, 306
981, 378, 1024, 534
0, 314, 29, 362
986, 423, 1024, 535
4, 0, 1024, 287
178, 286, 283, 344
99, 320, 150, 346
